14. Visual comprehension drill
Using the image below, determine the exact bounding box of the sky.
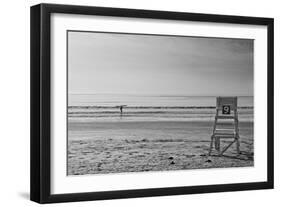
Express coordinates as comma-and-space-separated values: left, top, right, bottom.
68, 31, 253, 96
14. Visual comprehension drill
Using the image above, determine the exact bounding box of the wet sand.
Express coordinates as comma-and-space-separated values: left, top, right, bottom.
67, 121, 254, 175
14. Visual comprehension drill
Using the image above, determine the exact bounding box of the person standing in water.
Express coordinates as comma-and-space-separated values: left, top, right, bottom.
118, 105, 126, 116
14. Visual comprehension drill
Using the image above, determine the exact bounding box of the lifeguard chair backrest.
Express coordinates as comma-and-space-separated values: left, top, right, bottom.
216, 97, 237, 114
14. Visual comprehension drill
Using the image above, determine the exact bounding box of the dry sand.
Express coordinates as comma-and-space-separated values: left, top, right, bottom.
67, 121, 253, 175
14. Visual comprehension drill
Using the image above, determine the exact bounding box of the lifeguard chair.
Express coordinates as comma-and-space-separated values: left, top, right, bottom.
209, 97, 240, 156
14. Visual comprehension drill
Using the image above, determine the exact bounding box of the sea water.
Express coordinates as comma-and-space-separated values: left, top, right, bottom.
68, 94, 253, 122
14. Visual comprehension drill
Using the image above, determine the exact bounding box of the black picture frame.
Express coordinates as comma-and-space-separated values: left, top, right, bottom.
30, 3, 274, 204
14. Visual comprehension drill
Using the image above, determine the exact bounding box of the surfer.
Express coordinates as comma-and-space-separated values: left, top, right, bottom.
117, 105, 126, 116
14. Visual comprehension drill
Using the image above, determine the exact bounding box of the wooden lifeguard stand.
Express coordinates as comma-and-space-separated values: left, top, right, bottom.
209, 97, 240, 156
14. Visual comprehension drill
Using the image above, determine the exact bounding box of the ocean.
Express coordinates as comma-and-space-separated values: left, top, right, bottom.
68, 94, 253, 122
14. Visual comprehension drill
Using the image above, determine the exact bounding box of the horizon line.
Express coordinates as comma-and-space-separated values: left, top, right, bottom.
68, 93, 253, 97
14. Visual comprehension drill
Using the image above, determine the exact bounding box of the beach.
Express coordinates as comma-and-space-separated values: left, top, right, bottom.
67, 118, 253, 175
67, 95, 254, 175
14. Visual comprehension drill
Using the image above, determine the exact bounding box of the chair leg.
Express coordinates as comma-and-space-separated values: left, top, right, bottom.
236, 136, 240, 154
215, 137, 220, 153
209, 136, 214, 156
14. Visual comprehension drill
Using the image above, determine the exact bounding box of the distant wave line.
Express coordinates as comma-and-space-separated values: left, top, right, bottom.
68, 106, 254, 109
69, 111, 215, 115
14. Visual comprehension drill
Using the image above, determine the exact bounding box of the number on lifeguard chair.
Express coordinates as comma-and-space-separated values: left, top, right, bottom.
222, 105, 231, 114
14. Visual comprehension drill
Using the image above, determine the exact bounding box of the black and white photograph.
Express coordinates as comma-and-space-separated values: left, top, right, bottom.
67, 31, 254, 175
29, 3, 274, 204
